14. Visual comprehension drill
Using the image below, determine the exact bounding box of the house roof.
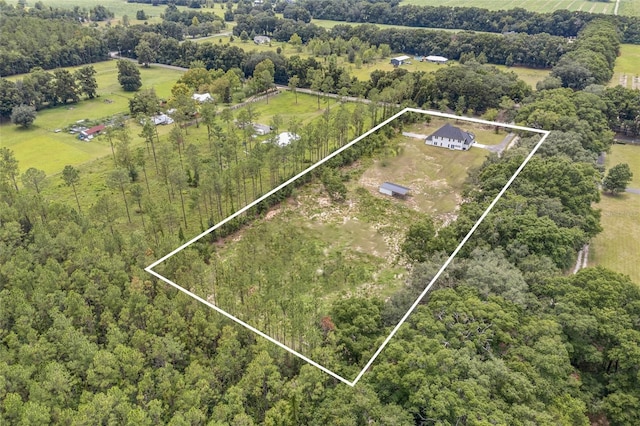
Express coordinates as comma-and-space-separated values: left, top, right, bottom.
276, 132, 299, 147
425, 55, 448, 62
427, 123, 474, 144
84, 125, 105, 135
380, 182, 411, 195
391, 55, 411, 62
253, 123, 271, 133
192, 93, 213, 103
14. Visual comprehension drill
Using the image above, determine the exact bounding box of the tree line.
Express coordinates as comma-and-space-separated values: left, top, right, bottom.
546, 19, 620, 90
293, 0, 640, 43
0, 13, 108, 76
0, 66, 97, 119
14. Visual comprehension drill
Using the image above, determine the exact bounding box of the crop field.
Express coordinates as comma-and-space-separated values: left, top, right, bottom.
400, 0, 619, 15
589, 144, 640, 284
1, 60, 184, 175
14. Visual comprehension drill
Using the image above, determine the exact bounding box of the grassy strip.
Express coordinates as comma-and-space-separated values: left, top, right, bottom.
589, 144, 640, 284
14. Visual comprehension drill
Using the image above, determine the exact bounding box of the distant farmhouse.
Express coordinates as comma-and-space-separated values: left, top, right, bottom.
424, 55, 448, 64
78, 124, 105, 141
254, 35, 271, 45
425, 123, 475, 151
390, 55, 411, 67
253, 123, 271, 135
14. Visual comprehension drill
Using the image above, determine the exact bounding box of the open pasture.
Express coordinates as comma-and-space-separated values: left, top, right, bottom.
3, 0, 222, 23
589, 144, 640, 285
2, 61, 184, 174
611, 44, 640, 89
400, 0, 617, 15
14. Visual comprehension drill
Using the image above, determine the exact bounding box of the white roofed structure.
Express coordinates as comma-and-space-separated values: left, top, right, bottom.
425, 55, 448, 63
192, 93, 214, 103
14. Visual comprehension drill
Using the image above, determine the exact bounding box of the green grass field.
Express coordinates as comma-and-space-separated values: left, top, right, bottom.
4, 0, 219, 22
400, 0, 618, 15
362, 117, 511, 220
1, 60, 184, 175
611, 44, 640, 89
311, 18, 464, 32
589, 144, 640, 284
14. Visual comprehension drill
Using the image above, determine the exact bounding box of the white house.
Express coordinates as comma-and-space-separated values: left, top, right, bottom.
192, 93, 214, 103
425, 123, 475, 150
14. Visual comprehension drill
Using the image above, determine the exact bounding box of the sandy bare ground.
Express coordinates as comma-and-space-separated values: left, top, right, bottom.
573, 244, 590, 274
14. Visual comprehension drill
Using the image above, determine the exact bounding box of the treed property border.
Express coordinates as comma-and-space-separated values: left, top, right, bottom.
145, 108, 550, 386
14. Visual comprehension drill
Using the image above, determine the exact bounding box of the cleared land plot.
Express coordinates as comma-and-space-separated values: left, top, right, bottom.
399, 0, 615, 15
161, 124, 488, 379
1, 61, 184, 174
149, 110, 547, 383
611, 44, 640, 89
589, 144, 640, 284
361, 118, 500, 223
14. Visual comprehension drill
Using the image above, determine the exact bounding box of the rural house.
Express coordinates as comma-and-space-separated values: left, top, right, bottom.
253, 123, 271, 135
78, 124, 105, 141
390, 55, 411, 66
425, 123, 475, 150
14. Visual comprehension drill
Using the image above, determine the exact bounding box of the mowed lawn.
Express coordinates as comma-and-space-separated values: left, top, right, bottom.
1, 61, 184, 175
589, 144, 640, 284
400, 0, 616, 14
610, 44, 640, 89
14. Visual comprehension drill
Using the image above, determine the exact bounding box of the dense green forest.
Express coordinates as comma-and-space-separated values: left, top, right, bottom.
1, 2, 639, 425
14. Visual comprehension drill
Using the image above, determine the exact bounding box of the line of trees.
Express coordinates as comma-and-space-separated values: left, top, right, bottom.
549, 19, 620, 90
0, 14, 108, 76
0, 66, 97, 119
293, 0, 640, 43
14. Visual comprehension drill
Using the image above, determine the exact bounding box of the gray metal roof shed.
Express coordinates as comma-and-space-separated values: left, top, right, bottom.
379, 182, 411, 196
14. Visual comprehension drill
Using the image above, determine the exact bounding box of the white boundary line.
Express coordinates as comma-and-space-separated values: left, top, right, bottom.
145, 108, 549, 386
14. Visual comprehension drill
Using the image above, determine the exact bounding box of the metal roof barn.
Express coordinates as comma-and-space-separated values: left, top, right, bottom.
379, 182, 411, 197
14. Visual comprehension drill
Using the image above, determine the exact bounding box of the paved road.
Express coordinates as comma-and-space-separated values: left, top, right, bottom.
626, 187, 640, 194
